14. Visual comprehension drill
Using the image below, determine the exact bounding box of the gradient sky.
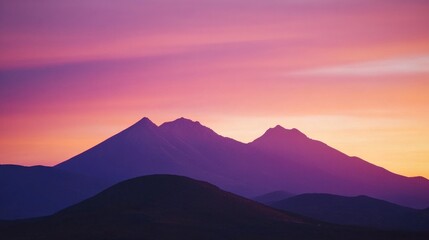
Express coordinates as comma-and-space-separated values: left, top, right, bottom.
1, 0, 429, 178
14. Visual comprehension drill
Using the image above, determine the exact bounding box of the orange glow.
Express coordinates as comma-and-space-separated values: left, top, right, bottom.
1, 0, 429, 178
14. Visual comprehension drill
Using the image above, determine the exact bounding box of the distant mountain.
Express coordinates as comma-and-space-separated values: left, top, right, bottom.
1, 175, 426, 240
56, 117, 429, 209
254, 191, 295, 204
249, 125, 429, 208
270, 193, 429, 231
0, 165, 107, 219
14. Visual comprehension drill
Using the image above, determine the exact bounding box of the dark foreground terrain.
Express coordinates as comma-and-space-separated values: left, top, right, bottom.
1, 175, 428, 240
270, 193, 429, 231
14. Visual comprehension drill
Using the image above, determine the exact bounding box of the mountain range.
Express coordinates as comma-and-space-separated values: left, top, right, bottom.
2, 117, 429, 222
2, 175, 427, 240
56, 117, 429, 207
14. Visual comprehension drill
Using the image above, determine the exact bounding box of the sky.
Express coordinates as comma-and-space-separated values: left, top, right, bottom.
1, 0, 429, 178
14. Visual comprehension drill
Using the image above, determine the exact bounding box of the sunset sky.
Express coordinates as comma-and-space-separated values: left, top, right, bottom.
1, 0, 429, 178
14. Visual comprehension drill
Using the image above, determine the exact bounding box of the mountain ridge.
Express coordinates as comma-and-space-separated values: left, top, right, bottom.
55, 117, 429, 209
3, 116, 429, 220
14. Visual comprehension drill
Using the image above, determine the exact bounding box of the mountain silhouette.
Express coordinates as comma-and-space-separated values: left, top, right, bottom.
56, 117, 283, 197
249, 125, 429, 208
0, 165, 107, 219
250, 126, 429, 208
4, 117, 429, 220
1, 175, 427, 240
270, 193, 429, 231
55, 117, 429, 209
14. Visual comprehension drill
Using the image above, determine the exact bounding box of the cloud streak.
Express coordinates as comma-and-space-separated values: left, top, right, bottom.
291, 56, 429, 76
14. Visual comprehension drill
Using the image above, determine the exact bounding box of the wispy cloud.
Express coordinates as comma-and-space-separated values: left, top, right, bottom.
291, 56, 429, 76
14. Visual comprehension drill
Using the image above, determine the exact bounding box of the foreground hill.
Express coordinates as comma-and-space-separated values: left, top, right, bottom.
0, 165, 107, 219
270, 193, 429, 231
1, 175, 426, 240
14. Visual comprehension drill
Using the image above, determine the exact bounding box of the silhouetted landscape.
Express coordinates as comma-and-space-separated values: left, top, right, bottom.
2, 175, 428, 240
56, 117, 429, 208
1, 117, 429, 239
3, 117, 429, 220
2, 0, 429, 238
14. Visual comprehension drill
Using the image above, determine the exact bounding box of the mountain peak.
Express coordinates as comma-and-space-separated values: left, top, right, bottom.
116, 117, 158, 137
132, 117, 157, 128
170, 117, 202, 126
137, 116, 155, 124
266, 125, 307, 139
160, 117, 217, 140
160, 117, 205, 131
272, 125, 286, 131
250, 125, 308, 145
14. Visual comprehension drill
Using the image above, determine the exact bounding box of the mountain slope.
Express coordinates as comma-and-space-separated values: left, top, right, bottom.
1, 175, 426, 240
0, 165, 107, 219
249, 125, 429, 208
55, 117, 182, 182
270, 193, 429, 231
